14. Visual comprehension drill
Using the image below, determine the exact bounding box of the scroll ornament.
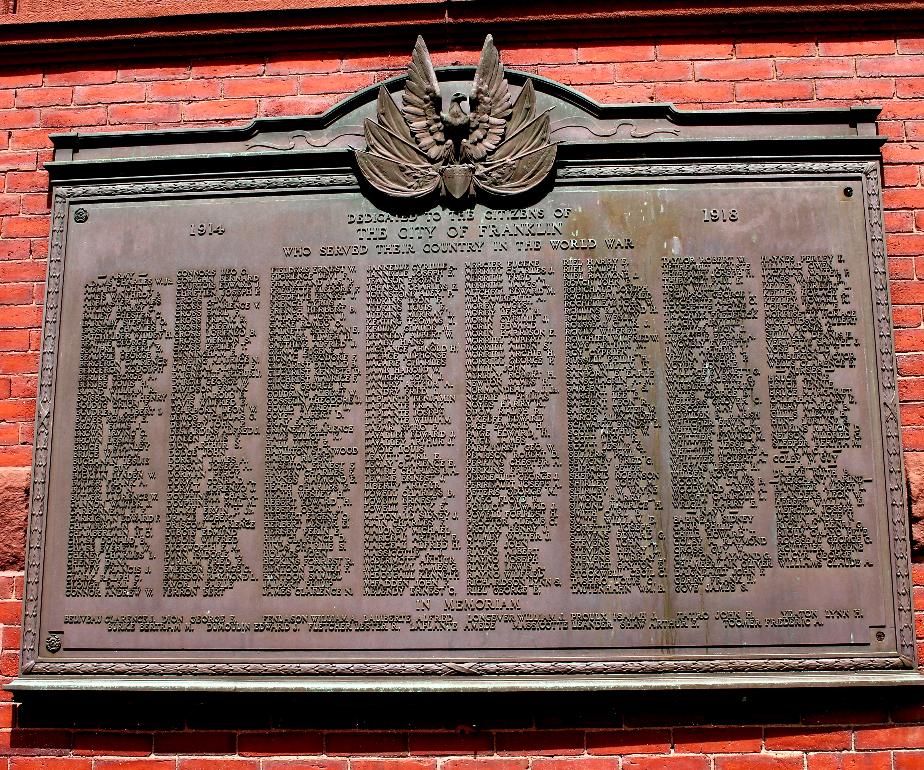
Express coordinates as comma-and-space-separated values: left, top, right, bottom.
355, 35, 557, 200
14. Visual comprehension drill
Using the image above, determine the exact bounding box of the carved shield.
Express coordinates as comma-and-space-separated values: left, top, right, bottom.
442, 165, 473, 199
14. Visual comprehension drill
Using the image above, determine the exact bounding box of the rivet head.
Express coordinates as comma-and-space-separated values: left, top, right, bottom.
45, 633, 62, 653
73, 208, 88, 223
844, 187, 854, 198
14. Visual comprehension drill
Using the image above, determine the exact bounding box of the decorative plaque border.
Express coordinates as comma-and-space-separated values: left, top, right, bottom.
20, 158, 915, 679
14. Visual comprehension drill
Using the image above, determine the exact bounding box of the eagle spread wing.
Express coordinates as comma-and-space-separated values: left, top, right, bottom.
473, 78, 556, 196
354, 86, 441, 198
402, 36, 448, 162
461, 35, 513, 163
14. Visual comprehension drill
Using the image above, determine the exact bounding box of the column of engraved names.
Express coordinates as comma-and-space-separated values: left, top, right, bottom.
164, 269, 261, 597
761, 254, 870, 568
662, 256, 771, 593
465, 260, 561, 596
563, 258, 665, 594
363, 263, 461, 596
264, 266, 357, 597
66, 273, 167, 597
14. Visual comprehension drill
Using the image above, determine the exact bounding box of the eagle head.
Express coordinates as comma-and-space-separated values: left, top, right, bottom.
445, 92, 469, 129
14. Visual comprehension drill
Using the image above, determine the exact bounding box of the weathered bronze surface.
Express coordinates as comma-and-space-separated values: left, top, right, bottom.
17, 38, 915, 684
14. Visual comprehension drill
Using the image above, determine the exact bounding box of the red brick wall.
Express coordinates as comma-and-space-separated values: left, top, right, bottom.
3, 27, 924, 768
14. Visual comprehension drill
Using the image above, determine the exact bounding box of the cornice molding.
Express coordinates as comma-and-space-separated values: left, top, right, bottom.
1, 1, 924, 65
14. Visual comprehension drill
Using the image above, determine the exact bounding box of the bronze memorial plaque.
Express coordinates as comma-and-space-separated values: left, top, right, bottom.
16, 36, 916, 686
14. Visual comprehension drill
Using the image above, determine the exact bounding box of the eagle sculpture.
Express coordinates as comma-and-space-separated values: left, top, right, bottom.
355, 35, 557, 200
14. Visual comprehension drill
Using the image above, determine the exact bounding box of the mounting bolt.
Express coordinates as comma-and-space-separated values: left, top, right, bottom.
876, 631, 886, 642
73, 208, 88, 223
45, 632, 62, 653
844, 187, 854, 198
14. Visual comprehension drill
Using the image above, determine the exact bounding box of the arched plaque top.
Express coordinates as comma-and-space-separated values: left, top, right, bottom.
47, 46, 882, 180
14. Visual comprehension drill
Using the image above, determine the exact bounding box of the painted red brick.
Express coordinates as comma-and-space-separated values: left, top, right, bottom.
820, 39, 895, 55
655, 81, 734, 103
147, 80, 222, 102
538, 64, 616, 85
0, 196, 18, 217
45, 68, 117, 86
72, 732, 152, 756
764, 728, 851, 751
0, 71, 42, 89
93, 761, 176, 770
325, 732, 408, 756
108, 102, 181, 124
580, 84, 655, 103
775, 57, 856, 78
190, 60, 265, 79
259, 95, 339, 117
886, 233, 924, 258
14, 88, 73, 108
807, 754, 892, 770
896, 329, 924, 352
0, 601, 19, 624
340, 54, 407, 73
623, 758, 710, 770
736, 80, 814, 101
151, 731, 236, 754
266, 57, 341, 75
503, 47, 576, 65
8, 130, 53, 151
896, 754, 924, 770
855, 726, 924, 750
902, 425, 924, 448
117, 65, 191, 81
495, 731, 584, 756
673, 727, 762, 753
858, 56, 924, 76
695, 59, 773, 80
892, 702, 924, 722
261, 762, 348, 770
223, 77, 297, 98
818, 79, 895, 98
350, 761, 434, 770
72, 82, 146, 104
0, 331, 29, 352
39, 106, 107, 127
614, 61, 692, 82
713, 757, 803, 770
898, 78, 924, 98
442, 760, 528, 770
532, 759, 621, 770
578, 45, 656, 63
586, 729, 671, 755
884, 165, 921, 187
297, 73, 375, 94
185, 758, 284, 770
0, 423, 20, 444
802, 707, 890, 728
0, 110, 40, 130
182, 99, 258, 121
736, 40, 816, 57
657, 42, 733, 60
237, 731, 324, 755
0, 305, 42, 328
1, 217, 47, 239
408, 732, 494, 755
9, 761, 91, 770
